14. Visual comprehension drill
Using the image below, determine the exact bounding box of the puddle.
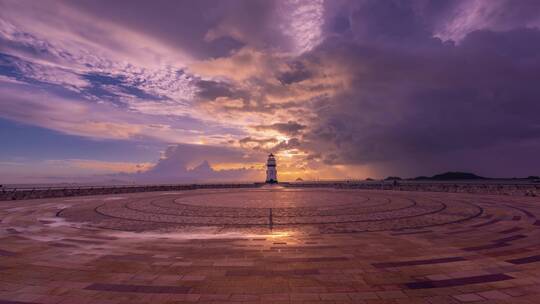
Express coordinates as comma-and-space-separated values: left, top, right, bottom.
39, 216, 85, 229
106, 227, 297, 241
103, 196, 127, 201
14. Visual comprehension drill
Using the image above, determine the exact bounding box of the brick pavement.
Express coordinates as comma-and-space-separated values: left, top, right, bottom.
0, 188, 539, 303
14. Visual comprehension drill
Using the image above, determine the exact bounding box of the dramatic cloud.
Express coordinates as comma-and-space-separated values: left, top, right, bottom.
299, 1, 540, 177
1, 0, 540, 182
135, 143, 264, 183
254, 121, 306, 136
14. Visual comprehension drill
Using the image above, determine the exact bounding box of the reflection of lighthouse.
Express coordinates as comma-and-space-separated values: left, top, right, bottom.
265, 153, 278, 183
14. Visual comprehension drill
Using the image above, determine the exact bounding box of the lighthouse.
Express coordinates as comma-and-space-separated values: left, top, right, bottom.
265, 153, 278, 183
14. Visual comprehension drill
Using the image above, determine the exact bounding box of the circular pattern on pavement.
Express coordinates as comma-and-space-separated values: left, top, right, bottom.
2, 187, 540, 303
59, 188, 483, 232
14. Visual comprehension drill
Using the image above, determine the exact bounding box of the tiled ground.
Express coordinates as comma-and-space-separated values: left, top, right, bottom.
1, 187, 540, 303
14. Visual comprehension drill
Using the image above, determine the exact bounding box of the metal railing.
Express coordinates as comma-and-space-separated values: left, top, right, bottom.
0, 180, 538, 201
0, 183, 262, 201
285, 181, 539, 196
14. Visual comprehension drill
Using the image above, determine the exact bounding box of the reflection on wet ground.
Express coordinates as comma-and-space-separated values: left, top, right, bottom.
1, 187, 540, 303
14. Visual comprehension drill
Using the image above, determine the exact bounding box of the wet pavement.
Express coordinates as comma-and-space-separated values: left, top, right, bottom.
1, 187, 540, 303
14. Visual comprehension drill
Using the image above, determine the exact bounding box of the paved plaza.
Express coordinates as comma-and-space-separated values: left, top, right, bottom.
1, 187, 540, 303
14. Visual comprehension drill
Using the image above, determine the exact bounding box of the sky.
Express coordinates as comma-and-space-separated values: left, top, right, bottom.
1, 0, 540, 184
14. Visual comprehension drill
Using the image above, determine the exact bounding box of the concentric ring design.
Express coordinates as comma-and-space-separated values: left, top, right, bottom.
59, 188, 483, 232
3, 187, 540, 303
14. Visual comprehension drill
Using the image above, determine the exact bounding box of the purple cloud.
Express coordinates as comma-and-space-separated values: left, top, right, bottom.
1, 0, 540, 182
134, 143, 264, 183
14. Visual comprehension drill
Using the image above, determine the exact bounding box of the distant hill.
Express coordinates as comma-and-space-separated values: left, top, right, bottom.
384, 176, 402, 181
413, 172, 486, 181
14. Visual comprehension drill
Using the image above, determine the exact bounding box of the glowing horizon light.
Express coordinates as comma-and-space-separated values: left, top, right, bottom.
1, 0, 538, 184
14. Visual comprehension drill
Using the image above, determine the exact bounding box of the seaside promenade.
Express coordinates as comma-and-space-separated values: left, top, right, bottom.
0, 186, 540, 303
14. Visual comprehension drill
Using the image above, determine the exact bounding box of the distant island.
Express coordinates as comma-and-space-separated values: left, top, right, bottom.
381, 171, 539, 181
414, 172, 485, 181
382, 172, 485, 181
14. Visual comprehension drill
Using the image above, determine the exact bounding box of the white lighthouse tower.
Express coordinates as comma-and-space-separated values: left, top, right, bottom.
265, 153, 278, 183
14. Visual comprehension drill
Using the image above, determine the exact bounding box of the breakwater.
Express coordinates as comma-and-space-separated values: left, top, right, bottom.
1, 181, 539, 201
285, 181, 540, 197
0, 183, 261, 201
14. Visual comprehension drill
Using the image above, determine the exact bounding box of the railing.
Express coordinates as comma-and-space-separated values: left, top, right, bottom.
0, 180, 538, 201
0, 183, 262, 201
284, 181, 540, 196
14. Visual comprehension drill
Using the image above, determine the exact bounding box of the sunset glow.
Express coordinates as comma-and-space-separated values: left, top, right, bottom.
1, 0, 540, 184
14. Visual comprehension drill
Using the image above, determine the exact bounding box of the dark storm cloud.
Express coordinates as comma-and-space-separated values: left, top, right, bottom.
194, 79, 236, 100
62, 0, 291, 59
344, 0, 433, 44
310, 32, 540, 157
323, 0, 540, 44
299, 0, 540, 176
271, 138, 301, 152
254, 121, 306, 136
2, 0, 540, 181
277, 61, 312, 85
